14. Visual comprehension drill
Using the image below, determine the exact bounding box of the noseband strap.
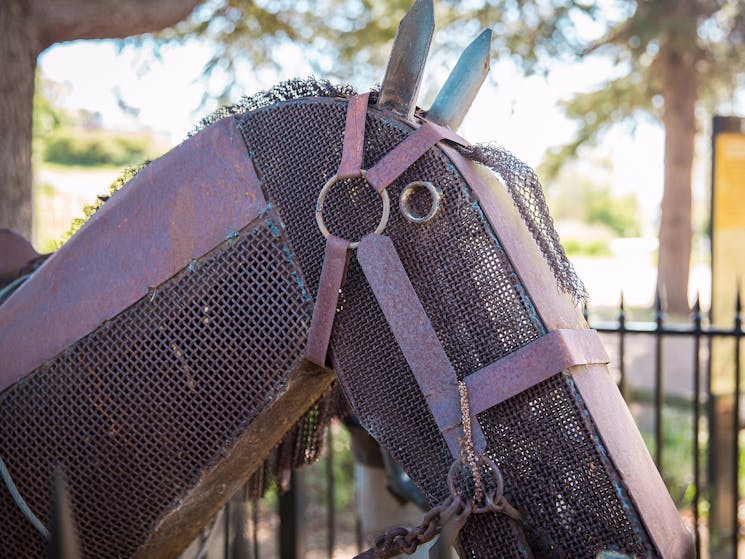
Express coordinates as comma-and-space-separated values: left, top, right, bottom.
358, 233, 610, 459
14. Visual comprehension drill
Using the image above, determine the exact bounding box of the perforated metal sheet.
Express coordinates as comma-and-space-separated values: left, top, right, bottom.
0, 214, 313, 558
239, 97, 657, 558
1, 90, 661, 558
474, 373, 655, 558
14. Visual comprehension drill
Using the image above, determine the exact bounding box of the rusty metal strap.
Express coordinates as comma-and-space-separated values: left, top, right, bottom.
461, 329, 610, 421
366, 120, 468, 193
357, 233, 485, 458
337, 93, 370, 179
306, 236, 350, 366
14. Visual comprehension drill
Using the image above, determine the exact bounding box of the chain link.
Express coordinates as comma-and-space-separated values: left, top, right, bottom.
354, 495, 471, 559
355, 379, 527, 558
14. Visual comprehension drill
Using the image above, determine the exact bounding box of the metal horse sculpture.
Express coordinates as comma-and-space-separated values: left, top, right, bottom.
0, 1, 693, 557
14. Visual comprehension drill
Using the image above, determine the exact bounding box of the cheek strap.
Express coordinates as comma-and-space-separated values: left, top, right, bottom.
305, 94, 468, 368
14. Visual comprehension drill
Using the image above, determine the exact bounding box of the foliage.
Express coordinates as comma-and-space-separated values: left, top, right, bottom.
638, 405, 696, 508
32, 72, 66, 159
163, 1, 744, 113
547, 159, 642, 238
303, 423, 357, 511
562, 238, 611, 257
57, 164, 147, 246
43, 129, 158, 167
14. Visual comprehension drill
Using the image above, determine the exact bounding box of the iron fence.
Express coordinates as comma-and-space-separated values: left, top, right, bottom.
209, 292, 744, 559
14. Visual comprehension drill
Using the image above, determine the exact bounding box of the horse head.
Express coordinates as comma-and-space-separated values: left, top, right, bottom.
0, 1, 692, 557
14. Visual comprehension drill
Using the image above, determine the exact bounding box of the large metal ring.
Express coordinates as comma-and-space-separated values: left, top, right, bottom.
447, 455, 505, 515
399, 181, 441, 224
315, 170, 390, 249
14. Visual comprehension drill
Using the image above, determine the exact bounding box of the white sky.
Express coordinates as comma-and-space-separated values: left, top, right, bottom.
37, 34, 725, 234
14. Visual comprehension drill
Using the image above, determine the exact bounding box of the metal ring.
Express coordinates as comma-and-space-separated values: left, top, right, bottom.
399, 181, 441, 224
447, 455, 505, 515
315, 170, 390, 249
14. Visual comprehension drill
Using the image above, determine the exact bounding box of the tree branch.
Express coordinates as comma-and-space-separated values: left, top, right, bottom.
30, 0, 201, 52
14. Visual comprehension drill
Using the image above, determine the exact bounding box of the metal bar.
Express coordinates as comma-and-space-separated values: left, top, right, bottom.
47, 468, 81, 559
619, 292, 628, 400
252, 500, 260, 559
427, 29, 492, 131
704, 304, 719, 559
224, 502, 231, 559
654, 291, 665, 469
594, 323, 745, 337
326, 426, 335, 558
279, 470, 305, 559
377, 0, 434, 120
692, 294, 702, 558
733, 288, 742, 554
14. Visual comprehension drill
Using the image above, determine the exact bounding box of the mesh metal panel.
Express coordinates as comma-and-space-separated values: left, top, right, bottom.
474, 374, 655, 558
239, 98, 657, 557
0, 214, 313, 558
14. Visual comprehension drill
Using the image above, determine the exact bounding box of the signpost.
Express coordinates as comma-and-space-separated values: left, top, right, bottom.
709, 115, 745, 557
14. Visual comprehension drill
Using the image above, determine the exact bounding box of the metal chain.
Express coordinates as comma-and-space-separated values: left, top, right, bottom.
356, 382, 526, 558
354, 495, 470, 559
457, 381, 483, 504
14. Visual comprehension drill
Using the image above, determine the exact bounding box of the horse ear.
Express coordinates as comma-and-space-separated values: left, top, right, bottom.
377, 0, 435, 121
47, 467, 81, 559
427, 28, 492, 131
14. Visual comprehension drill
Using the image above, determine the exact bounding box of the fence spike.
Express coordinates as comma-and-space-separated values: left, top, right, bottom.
692, 292, 702, 325
653, 288, 665, 330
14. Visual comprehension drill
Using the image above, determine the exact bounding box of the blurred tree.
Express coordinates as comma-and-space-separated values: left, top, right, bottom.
5, 0, 743, 311
171, 1, 745, 313
0, 0, 200, 242
481, 0, 743, 313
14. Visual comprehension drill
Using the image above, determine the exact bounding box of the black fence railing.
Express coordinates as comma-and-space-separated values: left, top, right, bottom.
589, 291, 743, 559
207, 292, 745, 559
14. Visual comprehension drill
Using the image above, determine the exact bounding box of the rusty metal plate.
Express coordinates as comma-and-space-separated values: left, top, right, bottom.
0, 117, 266, 393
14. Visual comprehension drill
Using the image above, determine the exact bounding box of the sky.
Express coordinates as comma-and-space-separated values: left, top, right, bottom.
36, 33, 719, 235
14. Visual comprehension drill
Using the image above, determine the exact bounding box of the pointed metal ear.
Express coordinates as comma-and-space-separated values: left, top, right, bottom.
427, 29, 492, 131
377, 0, 435, 120
47, 467, 81, 559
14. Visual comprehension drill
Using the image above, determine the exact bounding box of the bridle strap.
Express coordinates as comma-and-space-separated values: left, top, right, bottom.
306, 94, 369, 366
358, 233, 609, 459
366, 120, 468, 193
357, 233, 485, 458
306, 236, 351, 367
337, 93, 370, 179
306, 95, 469, 368
461, 328, 609, 419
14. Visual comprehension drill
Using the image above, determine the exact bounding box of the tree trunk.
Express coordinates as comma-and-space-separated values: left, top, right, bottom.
0, 2, 37, 240
0, 0, 201, 246
658, 43, 697, 314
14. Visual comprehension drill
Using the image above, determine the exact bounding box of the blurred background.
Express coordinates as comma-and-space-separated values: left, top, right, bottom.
3, 0, 745, 557
23, 0, 743, 313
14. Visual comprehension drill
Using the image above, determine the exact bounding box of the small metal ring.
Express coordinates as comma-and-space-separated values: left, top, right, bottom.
447, 455, 505, 515
399, 181, 441, 224
315, 170, 390, 249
